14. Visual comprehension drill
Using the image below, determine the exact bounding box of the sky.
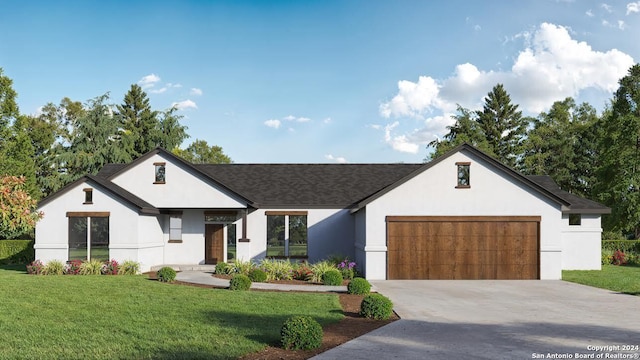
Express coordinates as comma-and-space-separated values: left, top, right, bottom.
1, 0, 639, 164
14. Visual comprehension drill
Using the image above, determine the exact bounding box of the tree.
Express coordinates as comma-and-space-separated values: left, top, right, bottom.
0, 67, 19, 139
173, 139, 232, 164
155, 107, 188, 151
476, 84, 526, 167
595, 64, 640, 236
116, 84, 159, 156
0, 122, 37, 198
428, 105, 492, 160
0, 176, 43, 239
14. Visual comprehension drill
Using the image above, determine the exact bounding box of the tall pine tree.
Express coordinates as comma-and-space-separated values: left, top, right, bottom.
116, 84, 159, 156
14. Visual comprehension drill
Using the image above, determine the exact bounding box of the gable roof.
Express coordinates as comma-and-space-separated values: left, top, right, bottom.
38, 174, 159, 215
351, 143, 592, 213
527, 175, 611, 214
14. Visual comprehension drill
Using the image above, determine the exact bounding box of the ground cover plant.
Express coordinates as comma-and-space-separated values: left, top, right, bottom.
0, 265, 343, 359
563, 264, 640, 295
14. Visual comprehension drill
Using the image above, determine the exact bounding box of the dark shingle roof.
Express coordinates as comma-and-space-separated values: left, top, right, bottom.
526, 175, 610, 214
96, 164, 127, 179
195, 163, 422, 207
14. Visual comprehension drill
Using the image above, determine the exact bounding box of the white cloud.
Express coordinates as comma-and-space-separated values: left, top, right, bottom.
297, 117, 311, 123
323, 117, 332, 124
283, 115, 311, 122
264, 119, 281, 129
618, 20, 626, 29
325, 154, 348, 163
474, 24, 481, 31
190, 88, 203, 96
586, 9, 594, 17
167, 83, 182, 88
379, 22, 635, 154
628, 2, 640, 14
138, 74, 160, 89
171, 100, 198, 110
601, 3, 613, 13
149, 87, 167, 94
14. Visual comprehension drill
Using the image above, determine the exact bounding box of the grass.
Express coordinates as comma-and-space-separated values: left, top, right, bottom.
562, 264, 640, 295
0, 265, 343, 359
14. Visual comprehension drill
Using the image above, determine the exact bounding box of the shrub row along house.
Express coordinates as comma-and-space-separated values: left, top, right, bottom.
35, 144, 609, 280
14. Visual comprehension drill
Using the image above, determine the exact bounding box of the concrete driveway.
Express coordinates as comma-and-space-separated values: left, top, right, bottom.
314, 281, 640, 359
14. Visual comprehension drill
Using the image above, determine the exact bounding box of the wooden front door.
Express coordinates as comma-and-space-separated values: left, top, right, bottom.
205, 224, 224, 264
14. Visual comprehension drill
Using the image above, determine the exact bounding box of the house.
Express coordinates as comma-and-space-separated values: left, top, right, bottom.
34, 144, 610, 280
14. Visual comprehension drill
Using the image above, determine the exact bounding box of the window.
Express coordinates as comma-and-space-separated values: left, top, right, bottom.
83, 188, 93, 204
154, 162, 166, 184
456, 162, 470, 188
227, 223, 237, 261
169, 213, 182, 241
569, 214, 581, 226
266, 212, 308, 258
68, 213, 109, 261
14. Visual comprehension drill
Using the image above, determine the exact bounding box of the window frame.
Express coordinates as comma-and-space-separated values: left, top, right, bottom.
569, 214, 582, 226
154, 162, 166, 184
265, 211, 308, 259
66, 212, 110, 262
456, 162, 471, 189
168, 212, 183, 242
83, 188, 93, 204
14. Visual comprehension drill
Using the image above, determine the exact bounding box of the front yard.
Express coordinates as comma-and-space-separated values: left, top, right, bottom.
0, 265, 343, 359
562, 265, 640, 295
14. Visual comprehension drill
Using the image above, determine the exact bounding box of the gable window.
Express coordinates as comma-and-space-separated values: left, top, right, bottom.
569, 214, 581, 226
83, 188, 93, 204
266, 211, 308, 258
154, 162, 166, 184
456, 162, 470, 188
67, 212, 110, 262
169, 212, 183, 242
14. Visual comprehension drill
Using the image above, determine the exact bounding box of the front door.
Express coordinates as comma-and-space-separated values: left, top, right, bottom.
205, 224, 224, 264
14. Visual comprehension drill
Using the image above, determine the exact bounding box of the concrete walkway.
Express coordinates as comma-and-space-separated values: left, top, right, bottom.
175, 270, 348, 292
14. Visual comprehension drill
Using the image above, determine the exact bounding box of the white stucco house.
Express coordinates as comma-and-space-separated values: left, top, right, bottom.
35, 144, 609, 280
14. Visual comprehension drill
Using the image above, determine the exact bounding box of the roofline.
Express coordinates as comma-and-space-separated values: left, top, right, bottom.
38, 175, 160, 215
350, 143, 571, 213
103, 147, 257, 207
563, 208, 612, 215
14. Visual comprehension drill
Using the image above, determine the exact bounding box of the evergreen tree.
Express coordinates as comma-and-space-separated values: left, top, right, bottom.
428, 105, 492, 160
476, 84, 526, 167
0, 67, 19, 139
116, 84, 159, 156
173, 139, 232, 164
155, 107, 188, 151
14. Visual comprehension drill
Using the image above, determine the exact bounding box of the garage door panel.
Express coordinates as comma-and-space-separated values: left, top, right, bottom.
387, 217, 539, 280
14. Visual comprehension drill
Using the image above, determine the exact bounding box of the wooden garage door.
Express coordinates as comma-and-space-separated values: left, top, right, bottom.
387, 216, 539, 280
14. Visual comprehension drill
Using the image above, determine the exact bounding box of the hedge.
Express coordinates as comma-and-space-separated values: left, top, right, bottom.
0, 240, 35, 264
602, 240, 640, 253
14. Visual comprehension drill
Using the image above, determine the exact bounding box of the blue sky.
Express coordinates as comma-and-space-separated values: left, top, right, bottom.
1, 0, 639, 163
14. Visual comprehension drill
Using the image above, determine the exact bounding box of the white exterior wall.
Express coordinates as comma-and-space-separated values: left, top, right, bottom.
110, 153, 246, 209
35, 181, 142, 264
163, 209, 206, 265
242, 209, 355, 263
561, 214, 602, 270
362, 150, 564, 280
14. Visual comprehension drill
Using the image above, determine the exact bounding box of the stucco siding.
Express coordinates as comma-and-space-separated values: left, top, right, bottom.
362, 150, 564, 280
110, 153, 246, 208
561, 214, 602, 270
35, 180, 140, 263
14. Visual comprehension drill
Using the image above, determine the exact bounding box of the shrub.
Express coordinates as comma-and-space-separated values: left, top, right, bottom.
102, 259, 119, 275
336, 258, 357, 280
347, 277, 371, 294
322, 269, 343, 286
309, 261, 336, 283
215, 262, 230, 275
612, 250, 627, 266
248, 268, 268, 282
627, 253, 640, 266
280, 315, 323, 350
231, 259, 255, 275
602, 240, 640, 253
360, 293, 393, 320
26, 259, 44, 275
64, 259, 83, 275
259, 259, 294, 281
43, 260, 65, 275
293, 263, 313, 281
79, 259, 104, 275
229, 274, 252, 291
157, 266, 177, 282
0, 240, 34, 264
118, 260, 140, 275
602, 249, 614, 265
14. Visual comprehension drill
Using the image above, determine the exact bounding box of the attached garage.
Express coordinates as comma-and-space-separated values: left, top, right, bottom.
387, 216, 540, 280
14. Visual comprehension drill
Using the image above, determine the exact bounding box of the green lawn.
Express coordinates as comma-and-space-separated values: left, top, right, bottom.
562, 265, 640, 295
0, 265, 343, 360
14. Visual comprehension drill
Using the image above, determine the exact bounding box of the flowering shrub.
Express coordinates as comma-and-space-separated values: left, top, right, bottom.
612, 250, 627, 266
102, 259, 119, 275
337, 258, 357, 280
64, 260, 83, 275
293, 263, 313, 281
26, 260, 45, 275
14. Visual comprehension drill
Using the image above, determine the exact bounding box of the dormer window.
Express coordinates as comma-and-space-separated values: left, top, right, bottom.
456, 162, 470, 188
154, 162, 166, 184
83, 188, 93, 204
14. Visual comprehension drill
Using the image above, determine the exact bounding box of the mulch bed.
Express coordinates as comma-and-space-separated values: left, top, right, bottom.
146, 272, 399, 360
